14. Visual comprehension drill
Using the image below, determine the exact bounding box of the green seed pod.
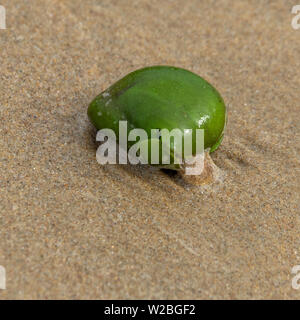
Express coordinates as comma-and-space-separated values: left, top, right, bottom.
88, 66, 227, 171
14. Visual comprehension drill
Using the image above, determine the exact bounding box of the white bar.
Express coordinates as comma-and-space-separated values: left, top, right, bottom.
0, 6, 6, 30
0, 265, 6, 290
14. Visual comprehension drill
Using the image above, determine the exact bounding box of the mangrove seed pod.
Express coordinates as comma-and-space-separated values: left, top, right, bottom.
88, 66, 227, 177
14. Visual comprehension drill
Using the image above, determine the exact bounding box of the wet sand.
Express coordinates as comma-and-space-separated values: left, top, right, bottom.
0, 0, 299, 299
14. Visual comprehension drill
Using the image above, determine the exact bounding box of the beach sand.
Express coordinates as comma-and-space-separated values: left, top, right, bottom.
0, 0, 299, 299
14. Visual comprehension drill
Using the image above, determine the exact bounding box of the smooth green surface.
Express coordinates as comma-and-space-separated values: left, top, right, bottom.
88, 66, 227, 169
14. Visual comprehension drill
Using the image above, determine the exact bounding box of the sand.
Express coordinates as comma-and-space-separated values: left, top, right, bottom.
0, 0, 299, 299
